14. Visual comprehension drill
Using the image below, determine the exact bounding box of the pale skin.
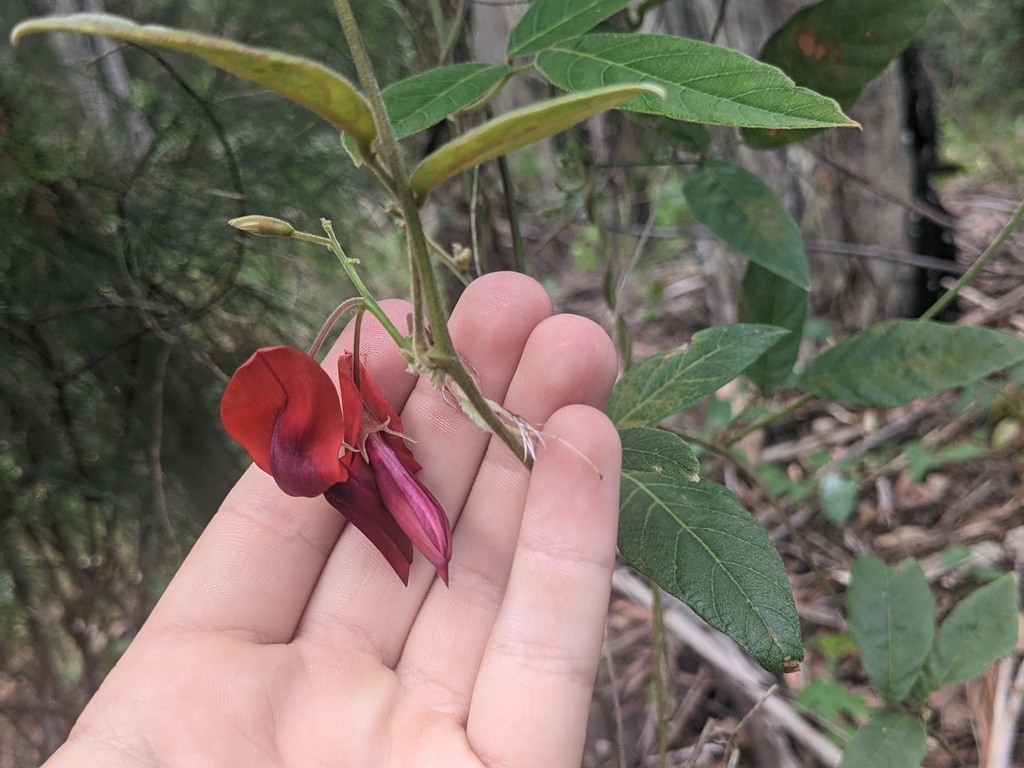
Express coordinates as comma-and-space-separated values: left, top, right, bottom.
44, 272, 622, 768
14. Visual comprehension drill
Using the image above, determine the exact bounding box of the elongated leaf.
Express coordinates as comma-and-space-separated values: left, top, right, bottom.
839, 710, 927, 768
607, 324, 789, 428
536, 34, 857, 130
382, 63, 508, 138
11, 13, 377, 154
619, 475, 802, 672
848, 554, 935, 703
410, 83, 662, 201
684, 159, 809, 287
745, 0, 938, 148
739, 263, 808, 391
797, 321, 1024, 407
620, 427, 699, 483
911, 572, 1018, 703
507, 0, 631, 58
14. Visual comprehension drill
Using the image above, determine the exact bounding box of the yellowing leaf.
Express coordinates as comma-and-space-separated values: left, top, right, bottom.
11, 13, 377, 155
410, 83, 663, 202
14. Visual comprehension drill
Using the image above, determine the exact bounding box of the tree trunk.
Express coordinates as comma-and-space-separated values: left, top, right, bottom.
657, 1, 923, 330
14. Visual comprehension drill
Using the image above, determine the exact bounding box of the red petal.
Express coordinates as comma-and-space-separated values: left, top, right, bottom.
335, 354, 363, 454
324, 460, 414, 584
366, 433, 451, 585
221, 346, 350, 497
338, 353, 420, 471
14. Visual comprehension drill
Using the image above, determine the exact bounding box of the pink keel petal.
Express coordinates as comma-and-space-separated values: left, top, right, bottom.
324, 461, 414, 585
365, 432, 452, 585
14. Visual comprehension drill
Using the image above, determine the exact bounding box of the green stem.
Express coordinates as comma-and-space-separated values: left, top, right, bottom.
726, 394, 814, 448
438, 0, 467, 64
322, 220, 410, 353
496, 154, 526, 273
424, 235, 471, 286
290, 230, 332, 248
921, 194, 1024, 321
332, 0, 433, 350
425, 0, 446, 48
331, 0, 527, 463
650, 587, 670, 768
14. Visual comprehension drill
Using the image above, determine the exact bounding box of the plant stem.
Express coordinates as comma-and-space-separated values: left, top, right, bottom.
331, 0, 528, 463
920, 194, 1024, 321
322, 220, 410, 353
332, 0, 435, 351
650, 587, 670, 768
496, 153, 526, 272
425, 0, 446, 50
308, 297, 365, 357
425, 234, 471, 285
726, 394, 814, 448
438, 0, 468, 65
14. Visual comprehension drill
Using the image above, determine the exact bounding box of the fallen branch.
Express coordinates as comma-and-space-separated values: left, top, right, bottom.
612, 569, 843, 767
985, 655, 1024, 768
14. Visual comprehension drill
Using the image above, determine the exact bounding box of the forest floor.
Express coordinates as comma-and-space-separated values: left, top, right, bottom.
541, 181, 1024, 768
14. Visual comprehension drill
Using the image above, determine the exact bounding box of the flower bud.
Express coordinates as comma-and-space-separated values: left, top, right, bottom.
229, 215, 296, 238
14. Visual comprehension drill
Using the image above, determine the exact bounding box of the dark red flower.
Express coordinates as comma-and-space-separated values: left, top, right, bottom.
221, 346, 451, 584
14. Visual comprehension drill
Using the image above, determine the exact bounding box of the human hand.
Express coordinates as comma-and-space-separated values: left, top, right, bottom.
44, 272, 622, 768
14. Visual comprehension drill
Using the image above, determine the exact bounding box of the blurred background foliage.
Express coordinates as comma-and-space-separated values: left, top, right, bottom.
1, 0, 1023, 764
920, 0, 1024, 179
0, 0, 423, 760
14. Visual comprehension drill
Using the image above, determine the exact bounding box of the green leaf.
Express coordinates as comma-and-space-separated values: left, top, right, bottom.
796, 679, 870, 722
905, 439, 987, 483
410, 82, 663, 202
507, 0, 631, 58
10, 13, 377, 155
382, 63, 508, 138
797, 321, 1024, 407
911, 572, 1019, 703
839, 710, 927, 768
619, 475, 803, 673
847, 554, 935, 703
536, 34, 857, 130
738, 263, 808, 391
606, 324, 789, 428
684, 159, 809, 287
818, 472, 858, 526
619, 427, 699, 483
746, 0, 938, 149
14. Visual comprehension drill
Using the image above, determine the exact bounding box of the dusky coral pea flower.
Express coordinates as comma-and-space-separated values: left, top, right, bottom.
220, 345, 451, 585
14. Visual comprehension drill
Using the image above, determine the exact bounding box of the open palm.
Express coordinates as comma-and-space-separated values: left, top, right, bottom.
44, 273, 622, 768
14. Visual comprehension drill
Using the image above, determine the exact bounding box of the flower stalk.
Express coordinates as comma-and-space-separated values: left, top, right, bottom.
320, 219, 410, 355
